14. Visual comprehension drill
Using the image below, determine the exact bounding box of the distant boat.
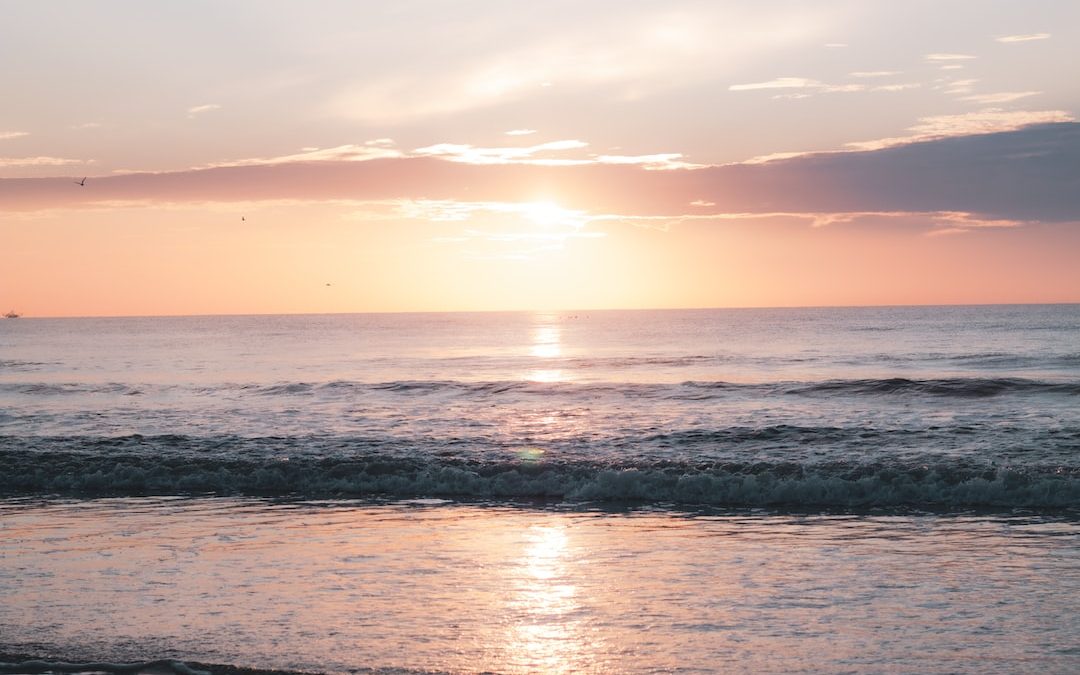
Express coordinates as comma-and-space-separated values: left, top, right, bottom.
3, 310, 20, 319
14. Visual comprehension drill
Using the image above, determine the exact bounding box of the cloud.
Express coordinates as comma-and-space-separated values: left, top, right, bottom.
0, 131, 29, 141
960, 92, 1040, 105
593, 153, 703, 170
187, 103, 221, 117
505, 129, 537, 136
730, 77, 869, 96
0, 156, 86, 168
730, 77, 821, 91
925, 53, 977, 61
596, 210, 1025, 237
846, 109, 1073, 151
923, 212, 1022, 236
872, 83, 920, 92
413, 139, 590, 165
849, 71, 899, 78
410, 139, 702, 169
731, 75, 914, 98
727, 123, 1080, 224
207, 142, 403, 167
996, 33, 1050, 43
941, 78, 979, 95
4, 123, 1078, 228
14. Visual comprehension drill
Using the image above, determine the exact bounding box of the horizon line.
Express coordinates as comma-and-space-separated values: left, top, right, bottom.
7, 300, 1080, 321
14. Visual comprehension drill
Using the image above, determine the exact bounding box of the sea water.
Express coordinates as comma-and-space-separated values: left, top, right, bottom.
1, 306, 1078, 673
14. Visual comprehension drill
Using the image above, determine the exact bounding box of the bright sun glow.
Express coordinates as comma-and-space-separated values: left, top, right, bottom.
524, 201, 579, 228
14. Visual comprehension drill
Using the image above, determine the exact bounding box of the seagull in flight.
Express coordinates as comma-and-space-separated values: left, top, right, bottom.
74, 177, 86, 186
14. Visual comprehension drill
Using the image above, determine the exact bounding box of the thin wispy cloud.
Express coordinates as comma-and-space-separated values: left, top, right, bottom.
0, 156, 86, 168
873, 83, 920, 92
505, 129, 537, 136
730, 77, 821, 91
941, 78, 979, 95
209, 142, 403, 168
187, 103, 221, 117
960, 92, 1040, 105
603, 210, 1026, 236
414, 139, 590, 165
845, 109, 1074, 151
849, 71, 899, 78
0, 131, 29, 140
996, 33, 1050, 43
732, 76, 916, 98
730, 77, 865, 94
593, 153, 702, 170
411, 140, 701, 169
924, 212, 1022, 236
925, 53, 976, 62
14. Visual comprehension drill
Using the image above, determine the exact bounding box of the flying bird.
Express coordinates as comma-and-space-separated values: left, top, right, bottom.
74, 177, 86, 186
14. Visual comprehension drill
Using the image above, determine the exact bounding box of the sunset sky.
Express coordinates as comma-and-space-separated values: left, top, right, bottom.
2, 0, 1079, 316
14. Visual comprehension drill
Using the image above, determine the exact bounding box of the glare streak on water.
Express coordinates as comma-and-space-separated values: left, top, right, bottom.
0, 498, 1077, 674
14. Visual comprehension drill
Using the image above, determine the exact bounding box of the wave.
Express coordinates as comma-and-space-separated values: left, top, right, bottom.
4, 377, 1079, 400
948, 352, 1080, 368
563, 354, 725, 368
780, 377, 1080, 398
2, 439, 1076, 509
0, 359, 48, 372
0, 658, 209, 675
0, 382, 144, 396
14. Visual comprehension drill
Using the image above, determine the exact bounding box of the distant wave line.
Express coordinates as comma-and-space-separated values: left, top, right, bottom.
2, 376, 1080, 400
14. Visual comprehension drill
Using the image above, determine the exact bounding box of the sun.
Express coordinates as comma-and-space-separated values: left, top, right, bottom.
522, 201, 582, 229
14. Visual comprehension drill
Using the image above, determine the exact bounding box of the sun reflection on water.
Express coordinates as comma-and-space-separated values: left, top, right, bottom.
530, 325, 562, 359
527, 314, 569, 383
504, 524, 592, 674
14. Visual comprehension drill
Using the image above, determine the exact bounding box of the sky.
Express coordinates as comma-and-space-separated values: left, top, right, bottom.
2, 0, 1079, 316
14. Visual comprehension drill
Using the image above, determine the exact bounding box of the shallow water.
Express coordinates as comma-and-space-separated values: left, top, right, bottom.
1, 498, 1077, 674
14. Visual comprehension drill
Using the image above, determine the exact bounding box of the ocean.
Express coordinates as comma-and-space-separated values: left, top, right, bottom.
1, 305, 1078, 673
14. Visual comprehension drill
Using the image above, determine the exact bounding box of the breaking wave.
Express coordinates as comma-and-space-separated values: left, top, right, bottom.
1, 438, 1076, 509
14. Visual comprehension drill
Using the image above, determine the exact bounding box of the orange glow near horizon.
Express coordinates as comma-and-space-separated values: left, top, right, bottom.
3, 197, 1080, 317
